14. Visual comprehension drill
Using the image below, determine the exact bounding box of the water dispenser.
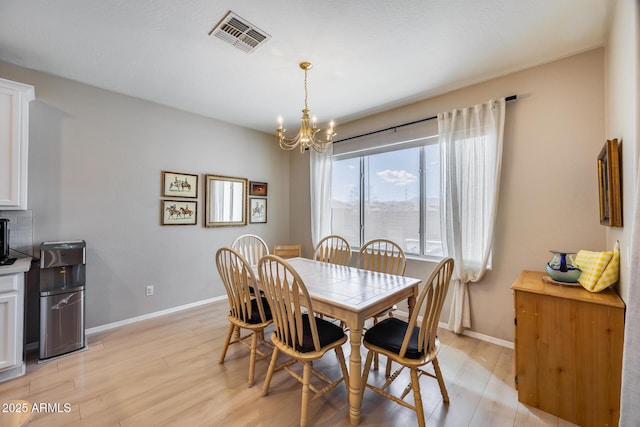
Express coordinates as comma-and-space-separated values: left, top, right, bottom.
39, 240, 86, 360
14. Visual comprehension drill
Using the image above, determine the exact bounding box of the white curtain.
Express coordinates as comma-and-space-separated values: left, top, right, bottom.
438, 98, 505, 334
620, 165, 640, 425
310, 144, 333, 249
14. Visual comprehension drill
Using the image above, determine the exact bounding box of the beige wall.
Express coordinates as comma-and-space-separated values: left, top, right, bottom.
290, 49, 606, 342
605, 0, 638, 303
605, 0, 639, 418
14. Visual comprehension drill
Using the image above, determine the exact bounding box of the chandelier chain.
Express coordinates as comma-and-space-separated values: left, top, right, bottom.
304, 67, 309, 111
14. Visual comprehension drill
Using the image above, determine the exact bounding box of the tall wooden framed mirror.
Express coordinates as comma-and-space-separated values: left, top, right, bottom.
204, 174, 248, 227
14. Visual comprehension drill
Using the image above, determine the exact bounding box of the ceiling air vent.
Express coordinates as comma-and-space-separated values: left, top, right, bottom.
209, 11, 270, 53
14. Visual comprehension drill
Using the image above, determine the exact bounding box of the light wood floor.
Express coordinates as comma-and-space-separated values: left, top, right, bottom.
0, 301, 578, 427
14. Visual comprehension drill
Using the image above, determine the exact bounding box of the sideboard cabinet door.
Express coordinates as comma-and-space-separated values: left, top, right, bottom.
0, 78, 35, 210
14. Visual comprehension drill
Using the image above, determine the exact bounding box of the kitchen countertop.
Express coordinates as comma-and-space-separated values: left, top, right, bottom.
0, 257, 32, 274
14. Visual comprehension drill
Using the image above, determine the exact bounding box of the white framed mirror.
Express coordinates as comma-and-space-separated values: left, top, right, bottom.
204, 174, 248, 227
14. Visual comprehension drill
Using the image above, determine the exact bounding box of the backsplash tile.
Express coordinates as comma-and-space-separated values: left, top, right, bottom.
0, 210, 33, 256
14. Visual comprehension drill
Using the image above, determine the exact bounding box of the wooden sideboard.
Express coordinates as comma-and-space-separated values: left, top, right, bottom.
512, 270, 625, 427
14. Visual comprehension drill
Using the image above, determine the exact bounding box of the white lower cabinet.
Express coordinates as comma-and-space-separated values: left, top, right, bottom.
0, 272, 25, 381
0, 292, 18, 370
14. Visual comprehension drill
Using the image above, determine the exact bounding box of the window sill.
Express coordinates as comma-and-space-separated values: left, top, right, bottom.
405, 254, 443, 263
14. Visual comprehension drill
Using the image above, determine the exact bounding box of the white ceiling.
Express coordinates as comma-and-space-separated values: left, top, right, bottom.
0, 0, 615, 135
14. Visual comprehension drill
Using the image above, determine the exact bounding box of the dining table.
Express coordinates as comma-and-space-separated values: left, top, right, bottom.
257, 257, 421, 426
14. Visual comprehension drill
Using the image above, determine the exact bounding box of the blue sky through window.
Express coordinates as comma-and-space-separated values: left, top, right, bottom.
332, 144, 440, 203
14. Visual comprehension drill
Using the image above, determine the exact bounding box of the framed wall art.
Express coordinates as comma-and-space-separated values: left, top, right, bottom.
161, 200, 197, 225
204, 174, 248, 227
249, 181, 268, 196
597, 138, 622, 227
162, 171, 198, 198
249, 198, 267, 224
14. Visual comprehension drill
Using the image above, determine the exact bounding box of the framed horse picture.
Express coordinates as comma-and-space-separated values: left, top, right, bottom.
161, 200, 197, 225
162, 171, 198, 198
249, 198, 267, 224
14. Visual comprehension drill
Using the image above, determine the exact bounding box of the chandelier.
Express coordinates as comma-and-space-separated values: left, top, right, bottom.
277, 61, 336, 153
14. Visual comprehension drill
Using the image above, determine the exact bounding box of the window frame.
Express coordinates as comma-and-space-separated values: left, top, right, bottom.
331, 138, 442, 260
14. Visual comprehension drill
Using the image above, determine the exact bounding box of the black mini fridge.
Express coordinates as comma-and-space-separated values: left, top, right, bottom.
39, 240, 86, 360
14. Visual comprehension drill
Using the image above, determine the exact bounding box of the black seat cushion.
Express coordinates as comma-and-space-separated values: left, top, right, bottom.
292, 314, 345, 353
243, 297, 272, 324
364, 317, 424, 359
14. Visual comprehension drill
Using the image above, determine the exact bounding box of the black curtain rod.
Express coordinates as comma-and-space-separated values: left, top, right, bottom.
333, 95, 517, 145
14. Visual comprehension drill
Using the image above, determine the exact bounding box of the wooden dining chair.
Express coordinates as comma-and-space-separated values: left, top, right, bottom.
356, 238, 406, 275
361, 257, 454, 427
232, 234, 269, 265
216, 247, 273, 387
273, 243, 301, 259
356, 238, 407, 369
312, 235, 352, 327
257, 255, 350, 427
313, 235, 352, 266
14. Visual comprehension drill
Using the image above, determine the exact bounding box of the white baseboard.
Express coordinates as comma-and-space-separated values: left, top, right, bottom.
86, 296, 226, 336
439, 321, 514, 349
394, 309, 514, 349
84, 299, 514, 350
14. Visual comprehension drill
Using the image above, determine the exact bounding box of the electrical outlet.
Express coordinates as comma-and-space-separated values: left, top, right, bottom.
146, 285, 154, 296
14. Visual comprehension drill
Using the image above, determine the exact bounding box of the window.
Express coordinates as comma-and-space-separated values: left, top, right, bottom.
331, 142, 442, 257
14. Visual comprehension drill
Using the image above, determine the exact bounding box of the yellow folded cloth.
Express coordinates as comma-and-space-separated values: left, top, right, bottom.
575, 241, 620, 292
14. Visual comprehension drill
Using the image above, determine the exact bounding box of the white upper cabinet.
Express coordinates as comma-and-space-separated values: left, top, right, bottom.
0, 77, 35, 210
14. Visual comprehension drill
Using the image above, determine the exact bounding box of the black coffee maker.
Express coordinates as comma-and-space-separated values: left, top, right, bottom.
0, 218, 15, 265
